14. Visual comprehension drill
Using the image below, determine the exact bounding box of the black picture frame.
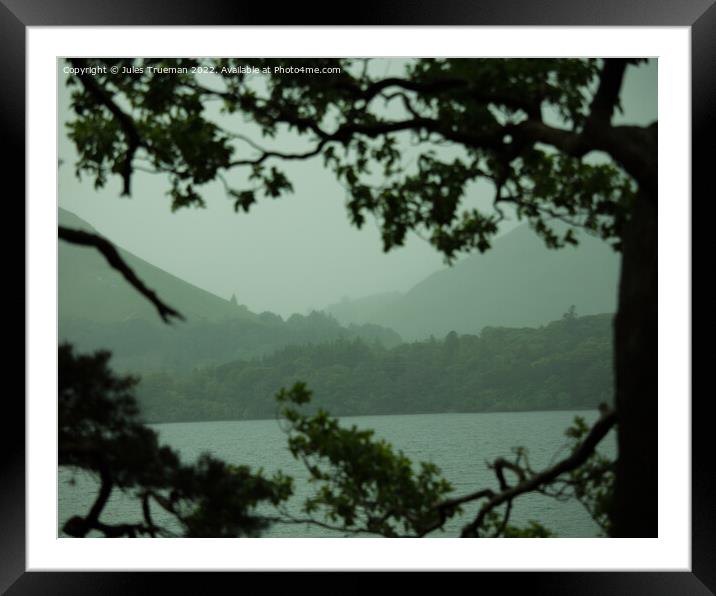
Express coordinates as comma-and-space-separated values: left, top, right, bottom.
6, 0, 708, 591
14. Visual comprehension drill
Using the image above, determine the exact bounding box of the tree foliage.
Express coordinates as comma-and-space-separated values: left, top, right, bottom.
59, 343, 292, 537
276, 382, 615, 537
277, 382, 453, 537
66, 58, 649, 259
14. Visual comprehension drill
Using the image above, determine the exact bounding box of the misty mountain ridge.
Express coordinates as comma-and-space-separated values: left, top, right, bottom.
322, 223, 620, 340
60, 208, 618, 373
59, 208, 617, 422
59, 208, 402, 371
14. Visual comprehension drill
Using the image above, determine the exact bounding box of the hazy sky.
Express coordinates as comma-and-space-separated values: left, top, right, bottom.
58, 59, 657, 318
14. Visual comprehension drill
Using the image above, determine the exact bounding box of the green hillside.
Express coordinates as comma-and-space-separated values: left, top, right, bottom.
324, 224, 620, 340
59, 208, 254, 323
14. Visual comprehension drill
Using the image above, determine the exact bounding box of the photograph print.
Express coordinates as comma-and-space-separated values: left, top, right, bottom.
57, 57, 657, 539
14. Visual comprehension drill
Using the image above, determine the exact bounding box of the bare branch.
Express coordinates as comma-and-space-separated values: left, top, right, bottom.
491, 457, 527, 490
494, 499, 514, 537
415, 488, 495, 537
58, 226, 184, 323
267, 509, 376, 537
338, 76, 540, 118
62, 452, 116, 537
142, 492, 157, 538
229, 138, 328, 167
460, 407, 617, 537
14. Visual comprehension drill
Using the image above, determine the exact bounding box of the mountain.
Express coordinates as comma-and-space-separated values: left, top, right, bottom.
323, 224, 620, 340
58, 208, 402, 371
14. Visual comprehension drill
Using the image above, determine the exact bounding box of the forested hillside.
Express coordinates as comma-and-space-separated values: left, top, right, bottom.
61, 311, 402, 372
136, 313, 613, 422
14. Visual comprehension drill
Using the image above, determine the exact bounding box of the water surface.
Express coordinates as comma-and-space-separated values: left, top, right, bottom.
59, 409, 613, 537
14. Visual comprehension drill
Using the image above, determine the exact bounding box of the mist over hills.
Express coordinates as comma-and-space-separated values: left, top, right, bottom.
323, 224, 620, 340
59, 208, 616, 419
58, 208, 401, 371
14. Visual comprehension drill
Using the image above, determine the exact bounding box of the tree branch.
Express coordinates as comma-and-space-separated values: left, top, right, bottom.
68, 58, 142, 196
229, 139, 328, 167
415, 488, 495, 537
62, 453, 114, 537
337, 76, 541, 118
142, 492, 157, 538
585, 59, 630, 130
58, 226, 183, 323
460, 408, 617, 537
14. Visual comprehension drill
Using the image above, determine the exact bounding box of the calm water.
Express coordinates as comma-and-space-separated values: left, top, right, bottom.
59, 410, 614, 537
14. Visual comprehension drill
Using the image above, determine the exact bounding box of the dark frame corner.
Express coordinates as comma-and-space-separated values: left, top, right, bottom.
5, 0, 709, 592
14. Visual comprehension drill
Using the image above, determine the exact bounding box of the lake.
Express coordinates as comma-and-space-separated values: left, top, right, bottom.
58, 409, 614, 537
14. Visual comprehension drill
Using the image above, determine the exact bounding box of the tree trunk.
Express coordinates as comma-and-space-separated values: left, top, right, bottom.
611, 188, 658, 536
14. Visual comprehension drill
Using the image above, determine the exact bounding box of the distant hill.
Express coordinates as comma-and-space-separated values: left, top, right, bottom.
323, 224, 620, 340
59, 208, 402, 371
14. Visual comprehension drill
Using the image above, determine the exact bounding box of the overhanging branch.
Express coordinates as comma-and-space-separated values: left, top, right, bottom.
460, 408, 617, 537
59, 226, 183, 323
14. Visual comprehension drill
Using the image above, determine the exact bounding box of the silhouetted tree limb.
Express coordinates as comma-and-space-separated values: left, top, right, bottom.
229, 138, 328, 167
68, 58, 142, 196
408, 409, 616, 538
414, 488, 495, 536
58, 226, 183, 323
460, 407, 617, 537
585, 58, 630, 130
61, 452, 113, 537
142, 492, 157, 538
267, 508, 375, 537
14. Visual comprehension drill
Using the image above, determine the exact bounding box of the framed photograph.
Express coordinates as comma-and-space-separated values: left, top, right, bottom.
8, 0, 708, 590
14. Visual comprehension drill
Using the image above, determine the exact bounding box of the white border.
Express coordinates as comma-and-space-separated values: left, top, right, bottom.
27, 27, 691, 570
